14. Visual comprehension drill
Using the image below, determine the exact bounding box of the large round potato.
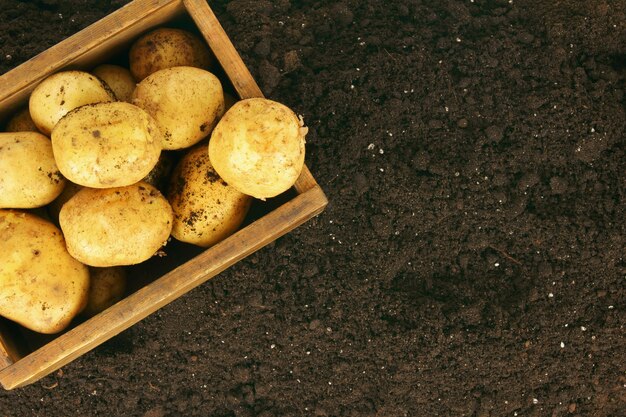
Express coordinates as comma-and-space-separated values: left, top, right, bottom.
132, 66, 225, 150
59, 182, 173, 267
208, 98, 307, 199
5, 107, 39, 132
51, 102, 163, 188
92, 64, 136, 102
29, 70, 115, 135
0, 210, 90, 334
168, 145, 251, 247
0, 132, 66, 209
129, 27, 214, 81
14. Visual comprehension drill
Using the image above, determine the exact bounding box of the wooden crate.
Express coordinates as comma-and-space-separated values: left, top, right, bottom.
0, 0, 327, 390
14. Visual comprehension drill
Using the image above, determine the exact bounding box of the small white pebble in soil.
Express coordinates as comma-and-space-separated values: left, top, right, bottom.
379, 148, 384, 154
5, 54, 11, 60
533, 398, 539, 404
367, 143, 375, 150
560, 342, 565, 348
350, 84, 354, 89
494, 263, 500, 267
270, 344, 276, 349
608, 305, 614, 309
548, 293, 554, 298
590, 127, 595, 133
581, 326, 587, 331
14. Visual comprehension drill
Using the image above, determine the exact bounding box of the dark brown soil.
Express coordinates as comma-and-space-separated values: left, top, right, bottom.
1, 1, 625, 416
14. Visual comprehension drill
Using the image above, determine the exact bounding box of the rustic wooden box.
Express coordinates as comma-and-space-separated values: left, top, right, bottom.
0, 0, 327, 390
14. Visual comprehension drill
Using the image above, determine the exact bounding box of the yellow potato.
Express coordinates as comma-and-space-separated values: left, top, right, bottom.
129, 27, 214, 81
168, 145, 251, 247
132, 66, 224, 150
0, 132, 66, 209
5, 107, 39, 132
0, 210, 90, 334
92, 64, 136, 102
51, 101, 163, 188
208, 98, 307, 199
83, 267, 127, 317
29, 70, 115, 135
59, 182, 173, 267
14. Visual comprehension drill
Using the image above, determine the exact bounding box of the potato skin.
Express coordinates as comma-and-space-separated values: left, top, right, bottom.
129, 28, 214, 81
51, 102, 163, 188
59, 182, 173, 267
208, 98, 307, 199
0, 132, 66, 209
168, 145, 251, 247
92, 64, 136, 102
83, 267, 127, 317
29, 70, 115, 135
132, 66, 224, 150
0, 210, 90, 334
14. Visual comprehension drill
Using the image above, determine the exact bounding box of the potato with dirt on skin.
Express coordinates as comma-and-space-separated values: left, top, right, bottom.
51, 101, 163, 188
29, 70, 116, 135
92, 64, 136, 102
0, 210, 90, 334
83, 267, 127, 317
168, 145, 251, 247
5, 107, 39, 132
132, 66, 224, 150
129, 27, 214, 81
208, 98, 307, 199
59, 181, 173, 267
0, 132, 66, 209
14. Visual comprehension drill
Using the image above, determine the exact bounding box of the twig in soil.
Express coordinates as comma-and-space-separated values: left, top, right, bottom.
488, 245, 522, 265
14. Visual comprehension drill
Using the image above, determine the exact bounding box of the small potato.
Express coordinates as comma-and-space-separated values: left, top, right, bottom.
132, 66, 224, 150
92, 64, 136, 102
83, 267, 127, 317
208, 98, 307, 199
0, 210, 90, 334
5, 107, 39, 132
168, 145, 251, 247
129, 27, 214, 81
51, 102, 162, 188
0, 132, 66, 209
59, 182, 173, 267
29, 70, 115, 135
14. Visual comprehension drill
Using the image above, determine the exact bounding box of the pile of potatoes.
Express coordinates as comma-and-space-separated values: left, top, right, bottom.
0, 28, 307, 334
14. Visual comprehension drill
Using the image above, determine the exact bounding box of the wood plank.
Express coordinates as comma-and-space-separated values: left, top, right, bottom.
0, 0, 185, 121
184, 0, 264, 100
0, 185, 328, 390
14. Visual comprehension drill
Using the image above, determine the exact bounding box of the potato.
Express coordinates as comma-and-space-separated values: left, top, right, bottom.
0, 132, 66, 208
129, 27, 214, 81
29, 70, 115, 135
132, 66, 224, 150
92, 64, 136, 102
59, 182, 173, 267
5, 107, 39, 132
168, 145, 251, 247
51, 101, 163, 188
83, 267, 127, 317
0, 210, 90, 334
208, 98, 307, 199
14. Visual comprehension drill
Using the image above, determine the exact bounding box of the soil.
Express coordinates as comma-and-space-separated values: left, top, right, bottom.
0, 0, 625, 416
